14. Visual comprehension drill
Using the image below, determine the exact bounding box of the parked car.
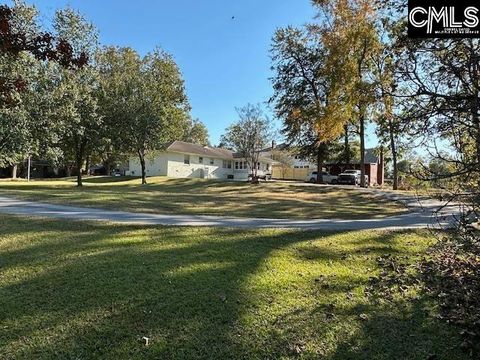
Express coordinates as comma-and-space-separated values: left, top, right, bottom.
337, 169, 368, 186
305, 171, 338, 184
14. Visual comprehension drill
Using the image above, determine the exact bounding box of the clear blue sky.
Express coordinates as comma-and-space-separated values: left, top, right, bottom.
6, 0, 378, 147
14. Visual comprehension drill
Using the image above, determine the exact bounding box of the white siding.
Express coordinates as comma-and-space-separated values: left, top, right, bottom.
127, 151, 273, 181
127, 153, 168, 177
166, 152, 233, 179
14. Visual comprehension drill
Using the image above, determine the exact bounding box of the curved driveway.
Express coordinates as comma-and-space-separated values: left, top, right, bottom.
0, 194, 459, 231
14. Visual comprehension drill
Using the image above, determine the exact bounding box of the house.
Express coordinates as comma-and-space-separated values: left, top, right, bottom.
126, 141, 275, 181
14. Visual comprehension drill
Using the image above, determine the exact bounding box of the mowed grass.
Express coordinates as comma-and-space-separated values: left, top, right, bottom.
0, 176, 404, 219
0, 215, 463, 359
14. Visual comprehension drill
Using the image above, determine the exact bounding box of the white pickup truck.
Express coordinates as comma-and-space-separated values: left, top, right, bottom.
337, 169, 369, 186
305, 171, 338, 184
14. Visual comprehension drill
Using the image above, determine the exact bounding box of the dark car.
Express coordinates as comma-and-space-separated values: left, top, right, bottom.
337, 174, 357, 185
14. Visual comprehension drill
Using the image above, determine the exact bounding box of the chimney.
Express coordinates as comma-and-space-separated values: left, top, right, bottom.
271, 140, 276, 150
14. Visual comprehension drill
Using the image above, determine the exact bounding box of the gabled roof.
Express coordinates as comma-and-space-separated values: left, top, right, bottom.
364, 148, 380, 164
166, 141, 234, 159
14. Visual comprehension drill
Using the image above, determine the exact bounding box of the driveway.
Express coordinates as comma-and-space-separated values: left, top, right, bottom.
0, 194, 460, 230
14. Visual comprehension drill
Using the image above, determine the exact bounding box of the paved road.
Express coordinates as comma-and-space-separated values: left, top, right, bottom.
0, 195, 460, 230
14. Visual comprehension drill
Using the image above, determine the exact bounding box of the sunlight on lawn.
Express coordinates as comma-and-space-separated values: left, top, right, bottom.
0, 176, 406, 220
0, 215, 463, 359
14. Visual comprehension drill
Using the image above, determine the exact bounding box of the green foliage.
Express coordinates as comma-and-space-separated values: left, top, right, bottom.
270, 26, 348, 158
0, 54, 32, 167
97, 46, 190, 184
184, 118, 209, 146
0, 1, 41, 167
50, 8, 101, 186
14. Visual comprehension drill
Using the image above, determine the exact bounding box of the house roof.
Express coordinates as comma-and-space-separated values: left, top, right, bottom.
364, 148, 380, 164
166, 141, 234, 159
165, 140, 274, 163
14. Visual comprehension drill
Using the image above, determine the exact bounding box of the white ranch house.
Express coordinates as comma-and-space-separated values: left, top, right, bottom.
126, 141, 275, 181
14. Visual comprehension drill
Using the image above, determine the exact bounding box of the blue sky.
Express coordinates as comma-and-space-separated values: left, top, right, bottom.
6, 0, 378, 147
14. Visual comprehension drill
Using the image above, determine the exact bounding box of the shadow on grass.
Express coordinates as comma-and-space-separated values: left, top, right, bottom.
0, 217, 462, 359
82, 176, 138, 184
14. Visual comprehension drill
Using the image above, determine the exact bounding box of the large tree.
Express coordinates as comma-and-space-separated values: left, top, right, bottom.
270, 26, 349, 183
0, 2, 90, 179
52, 7, 101, 187
314, 0, 381, 187
221, 104, 271, 183
98, 47, 190, 184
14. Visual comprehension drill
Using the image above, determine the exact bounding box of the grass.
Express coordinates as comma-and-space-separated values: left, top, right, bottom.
0, 215, 464, 359
0, 176, 405, 219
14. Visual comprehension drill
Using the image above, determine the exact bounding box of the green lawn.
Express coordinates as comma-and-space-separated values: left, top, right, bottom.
0, 215, 463, 359
0, 176, 405, 219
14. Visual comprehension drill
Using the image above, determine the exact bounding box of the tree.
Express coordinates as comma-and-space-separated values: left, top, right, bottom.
184, 118, 209, 146
221, 104, 271, 183
312, 0, 381, 187
270, 26, 349, 183
0, 2, 90, 179
98, 47, 190, 185
271, 148, 294, 179
374, 50, 404, 190
0, 2, 87, 102
328, 137, 360, 164
52, 7, 101, 187
0, 52, 33, 169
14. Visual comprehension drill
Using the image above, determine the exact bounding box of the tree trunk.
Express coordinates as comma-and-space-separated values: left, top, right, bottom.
85, 155, 90, 175
472, 56, 480, 187
11, 164, 17, 179
389, 118, 398, 190
76, 139, 86, 187
139, 150, 147, 185
250, 158, 259, 184
76, 154, 83, 187
344, 123, 350, 166
104, 159, 112, 176
359, 114, 366, 188
316, 145, 324, 184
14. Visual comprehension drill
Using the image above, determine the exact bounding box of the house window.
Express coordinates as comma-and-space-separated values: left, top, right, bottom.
244, 162, 247, 169
209, 158, 214, 165
184, 154, 190, 165
235, 161, 239, 170
199, 156, 203, 164
266, 163, 270, 171
223, 160, 232, 169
